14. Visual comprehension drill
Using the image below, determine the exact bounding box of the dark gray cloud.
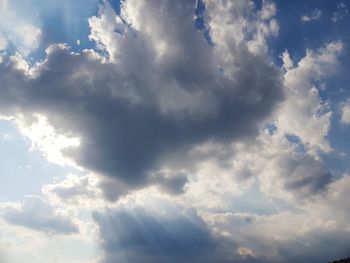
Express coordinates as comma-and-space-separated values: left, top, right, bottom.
0, 0, 283, 197
2, 195, 78, 235
274, 153, 332, 199
156, 172, 188, 195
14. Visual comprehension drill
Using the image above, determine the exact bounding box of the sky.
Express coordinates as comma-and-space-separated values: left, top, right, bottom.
0, 0, 350, 262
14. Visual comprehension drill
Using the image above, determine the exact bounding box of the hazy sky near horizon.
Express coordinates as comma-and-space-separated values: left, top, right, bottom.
1, 0, 350, 262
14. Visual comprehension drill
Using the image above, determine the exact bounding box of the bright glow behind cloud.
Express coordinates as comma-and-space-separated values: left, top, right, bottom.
15, 114, 81, 166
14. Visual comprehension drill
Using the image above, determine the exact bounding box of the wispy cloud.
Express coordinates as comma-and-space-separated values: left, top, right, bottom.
301, 8, 322, 23
332, 2, 349, 23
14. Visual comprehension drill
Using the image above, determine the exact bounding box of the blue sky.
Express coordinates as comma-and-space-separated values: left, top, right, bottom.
1, 0, 350, 262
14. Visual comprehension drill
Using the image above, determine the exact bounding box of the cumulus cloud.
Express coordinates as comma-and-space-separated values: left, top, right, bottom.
204, 0, 278, 56
90, 173, 350, 263
203, 174, 350, 262
0, 0, 283, 197
257, 144, 332, 200
1, 195, 79, 235
236, 42, 342, 200
178, 41, 343, 209
184, 130, 333, 206
277, 42, 343, 153
1, 1, 349, 262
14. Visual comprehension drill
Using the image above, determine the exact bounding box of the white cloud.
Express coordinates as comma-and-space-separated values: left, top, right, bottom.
301, 8, 322, 23
184, 42, 343, 205
0, 0, 42, 55
42, 174, 103, 208
186, 129, 332, 204
205, 0, 278, 57
236, 246, 256, 259
14, 25, 41, 50
280, 50, 294, 71
201, 173, 350, 261
260, 1, 276, 20
277, 42, 343, 153
0, 215, 101, 263
15, 114, 81, 167
89, 2, 124, 62
340, 100, 350, 125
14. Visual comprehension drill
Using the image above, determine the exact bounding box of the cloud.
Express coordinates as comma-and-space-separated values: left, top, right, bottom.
258, 147, 332, 199
204, 0, 278, 56
301, 8, 322, 23
1, 195, 79, 235
87, 32, 348, 261
1, 1, 349, 262
0, 0, 283, 197
280, 50, 294, 71
92, 173, 350, 263
184, 130, 333, 205
237, 42, 343, 200
42, 174, 100, 206
15, 114, 80, 166
340, 100, 350, 125
0, 0, 42, 55
183, 42, 343, 207
332, 2, 349, 23
203, 174, 350, 262
93, 207, 214, 263
92, 201, 257, 263
277, 42, 343, 153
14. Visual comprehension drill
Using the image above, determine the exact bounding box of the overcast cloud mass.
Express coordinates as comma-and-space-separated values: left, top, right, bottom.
1, 0, 350, 262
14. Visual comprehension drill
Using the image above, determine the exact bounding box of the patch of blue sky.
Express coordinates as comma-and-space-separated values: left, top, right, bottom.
285, 133, 308, 154
109, 0, 121, 15
0, 120, 78, 202
264, 122, 278, 135
194, 0, 213, 45
272, 0, 350, 62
